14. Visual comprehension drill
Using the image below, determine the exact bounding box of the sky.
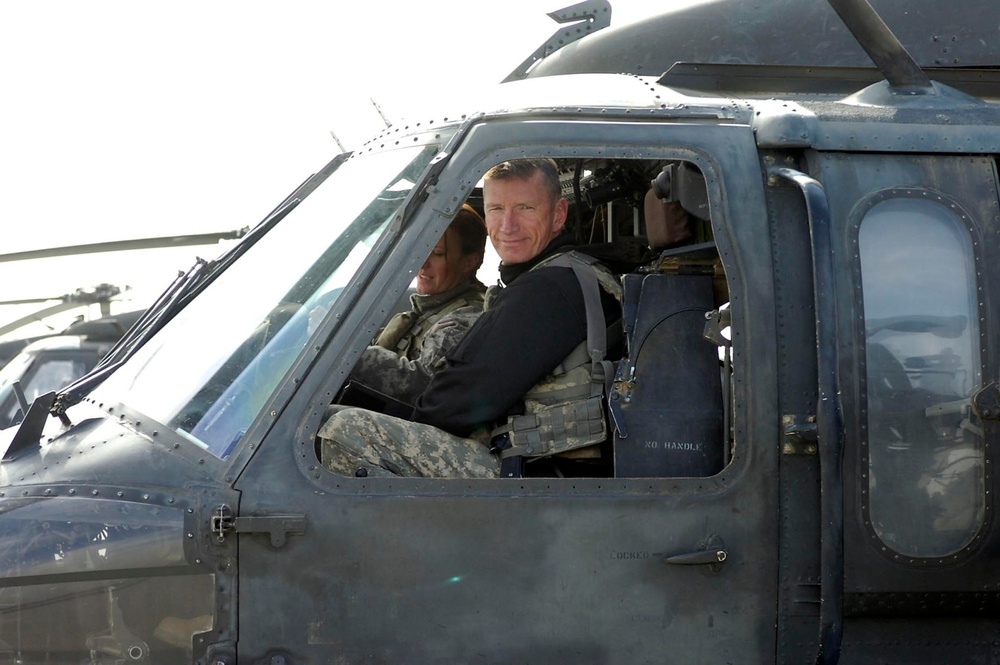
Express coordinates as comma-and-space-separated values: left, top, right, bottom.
0, 0, 674, 341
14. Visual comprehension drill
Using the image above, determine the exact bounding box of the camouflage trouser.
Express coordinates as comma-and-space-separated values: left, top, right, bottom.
318, 407, 500, 478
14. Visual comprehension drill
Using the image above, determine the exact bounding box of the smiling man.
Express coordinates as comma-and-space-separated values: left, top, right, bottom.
319, 158, 621, 478
483, 160, 568, 264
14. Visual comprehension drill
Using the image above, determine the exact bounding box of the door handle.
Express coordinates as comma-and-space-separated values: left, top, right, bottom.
664, 549, 727, 565
661, 534, 727, 568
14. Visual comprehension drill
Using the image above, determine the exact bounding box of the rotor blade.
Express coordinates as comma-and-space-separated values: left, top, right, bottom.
0, 229, 247, 264
0, 296, 64, 306
0, 301, 86, 338
0, 284, 124, 308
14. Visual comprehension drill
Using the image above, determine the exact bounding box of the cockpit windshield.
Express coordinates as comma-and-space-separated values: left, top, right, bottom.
92, 137, 451, 458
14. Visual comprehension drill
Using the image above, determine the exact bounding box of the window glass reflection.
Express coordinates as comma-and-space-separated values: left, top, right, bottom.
95, 141, 449, 459
0, 497, 186, 577
0, 575, 214, 663
860, 197, 984, 557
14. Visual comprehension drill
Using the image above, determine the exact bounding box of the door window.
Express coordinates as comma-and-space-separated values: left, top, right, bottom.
859, 196, 984, 558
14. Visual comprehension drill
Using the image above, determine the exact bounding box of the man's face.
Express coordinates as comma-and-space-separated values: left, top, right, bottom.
483, 170, 568, 265
415, 227, 478, 296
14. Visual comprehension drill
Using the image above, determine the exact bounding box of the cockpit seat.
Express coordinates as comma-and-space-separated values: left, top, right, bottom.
611, 270, 725, 478
609, 196, 726, 478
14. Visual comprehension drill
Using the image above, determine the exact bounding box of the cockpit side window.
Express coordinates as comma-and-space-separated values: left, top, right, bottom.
319, 156, 734, 480
859, 196, 985, 558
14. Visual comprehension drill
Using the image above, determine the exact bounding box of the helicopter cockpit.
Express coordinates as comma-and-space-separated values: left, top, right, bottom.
331, 154, 732, 479
78, 125, 735, 481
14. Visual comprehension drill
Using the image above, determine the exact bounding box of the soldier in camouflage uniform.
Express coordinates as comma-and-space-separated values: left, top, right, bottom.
348, 204, 487, 404
319, 158, 620, 478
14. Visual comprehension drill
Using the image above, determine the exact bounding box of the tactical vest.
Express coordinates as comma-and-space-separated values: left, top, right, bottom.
488, 251, 622, 461
374, 281, 485, 361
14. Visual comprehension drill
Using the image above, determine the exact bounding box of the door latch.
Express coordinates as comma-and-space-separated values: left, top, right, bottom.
211, 504, 305, 548
661, 534, 728, 572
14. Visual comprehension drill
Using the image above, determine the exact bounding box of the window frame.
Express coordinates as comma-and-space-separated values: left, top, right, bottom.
291, 115, 774, 495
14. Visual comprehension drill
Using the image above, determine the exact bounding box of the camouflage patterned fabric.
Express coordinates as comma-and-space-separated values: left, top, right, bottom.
319, 406, 499, 478
350, 279, 485, 404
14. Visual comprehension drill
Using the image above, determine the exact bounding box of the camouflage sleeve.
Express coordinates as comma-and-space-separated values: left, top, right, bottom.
349, 304, 482, 405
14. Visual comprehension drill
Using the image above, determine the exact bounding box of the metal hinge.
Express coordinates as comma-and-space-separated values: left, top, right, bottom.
211, 504, 305, 548
782, 414, 818, 454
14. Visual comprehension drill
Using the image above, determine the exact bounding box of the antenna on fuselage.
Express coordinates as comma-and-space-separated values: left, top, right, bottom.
370, 98, 392, 128
329, 130, 347, 153
503, 0, 613, 83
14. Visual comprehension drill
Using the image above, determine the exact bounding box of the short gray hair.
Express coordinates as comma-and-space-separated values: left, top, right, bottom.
484, 158, 562, 202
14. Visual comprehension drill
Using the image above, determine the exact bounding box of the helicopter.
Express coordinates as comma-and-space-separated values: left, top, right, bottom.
0, 308, 147, 430
0, 0, 998, 662
0, 284, 129, 367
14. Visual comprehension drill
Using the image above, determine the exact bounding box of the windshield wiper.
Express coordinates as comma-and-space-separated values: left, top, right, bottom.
50, 253, 219, 423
